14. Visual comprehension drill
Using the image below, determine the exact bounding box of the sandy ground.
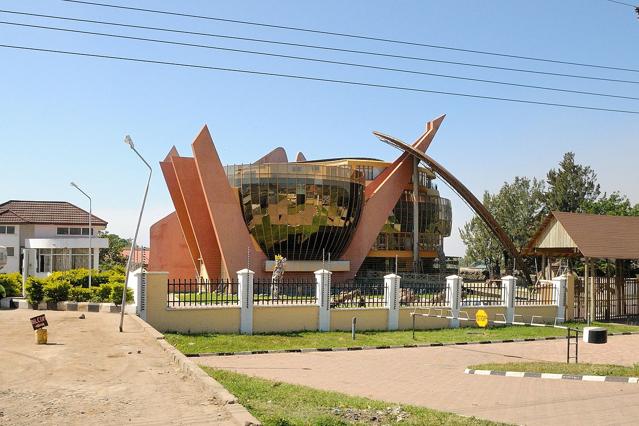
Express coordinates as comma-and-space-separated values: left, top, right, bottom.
0, 309, 233, 425
198, 334, 639, 426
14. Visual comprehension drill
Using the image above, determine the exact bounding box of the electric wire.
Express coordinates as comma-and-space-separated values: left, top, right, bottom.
62, 0, 639, 74
2, 43, 638, 115
3, 19, 638, 101
3, 9, 639, 85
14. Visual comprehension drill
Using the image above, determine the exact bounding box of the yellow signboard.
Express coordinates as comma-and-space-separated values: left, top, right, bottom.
475, 309, 488, 328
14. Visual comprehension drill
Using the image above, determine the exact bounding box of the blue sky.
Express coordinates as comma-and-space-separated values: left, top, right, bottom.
1, 0, 638, 256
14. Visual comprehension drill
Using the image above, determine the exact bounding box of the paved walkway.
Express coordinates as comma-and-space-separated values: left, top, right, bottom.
198, 334, 639, 425
0, 309, 232, 425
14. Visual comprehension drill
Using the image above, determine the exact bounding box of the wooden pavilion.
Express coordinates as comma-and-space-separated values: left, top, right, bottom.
524, 211, 639, 322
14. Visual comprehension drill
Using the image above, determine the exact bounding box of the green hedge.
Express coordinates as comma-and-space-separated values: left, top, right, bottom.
24, 267, 132, 305
0, 272, 23, 297
25, 277, 46, 305
0, 284, 5, 299
43, 281, 71, 303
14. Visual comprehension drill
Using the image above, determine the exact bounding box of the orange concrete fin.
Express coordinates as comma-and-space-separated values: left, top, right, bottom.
148, 211, 196, 279
160, 160, 201, 276
171, 156, 222, 279
341, 115, 445, 279
253, 146, 288, 164
295, 152, 307, 162
365, 114, 445, 200
191, 125, 268, 278
164, 146, 180, 161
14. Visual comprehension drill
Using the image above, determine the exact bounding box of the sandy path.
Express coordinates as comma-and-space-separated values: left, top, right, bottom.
0, 309, 232, 425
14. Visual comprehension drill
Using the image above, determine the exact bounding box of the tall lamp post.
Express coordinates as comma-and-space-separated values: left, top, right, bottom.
70, 181, 92, 288
119, 135, 152, 333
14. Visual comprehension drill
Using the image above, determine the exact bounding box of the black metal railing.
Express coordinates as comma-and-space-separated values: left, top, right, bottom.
330, 279, 387, 308
515, 281, 556, 305
253, 278, 317, 305
399, 280, 448, 306
167, 278, 238, 307
461, 280, 502, 306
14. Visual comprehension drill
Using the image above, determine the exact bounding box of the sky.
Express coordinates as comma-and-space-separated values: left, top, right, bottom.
1, 0, 638, 257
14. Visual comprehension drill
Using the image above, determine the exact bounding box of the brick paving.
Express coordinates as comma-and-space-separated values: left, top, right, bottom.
197, 334, 639, 425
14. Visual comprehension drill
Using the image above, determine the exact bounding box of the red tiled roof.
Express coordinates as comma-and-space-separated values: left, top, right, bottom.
0, 200, 108, 226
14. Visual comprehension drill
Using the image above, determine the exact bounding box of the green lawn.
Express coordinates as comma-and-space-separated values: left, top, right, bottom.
205, 368, 506, 425
469, 361, 639, 377
164, 321, 639, 355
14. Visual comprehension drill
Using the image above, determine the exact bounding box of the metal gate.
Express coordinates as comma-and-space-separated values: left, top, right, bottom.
575, 277, 639, 321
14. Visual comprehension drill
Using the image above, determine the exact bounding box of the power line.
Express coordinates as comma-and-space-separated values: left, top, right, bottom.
605, 0, 637, 8
4, 20, 638, 101
3, 9, 639, 85
62, 0, 639, 75
1, 43, 638, 115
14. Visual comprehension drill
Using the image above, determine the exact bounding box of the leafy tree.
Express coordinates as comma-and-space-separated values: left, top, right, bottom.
460, 192, 502, 277
99, 231, 130, 269
460, 178, 545, 278
545, 152, 600, 213
581, 191, 639, 216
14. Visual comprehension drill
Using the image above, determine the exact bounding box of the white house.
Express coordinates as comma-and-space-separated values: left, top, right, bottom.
0, 200, 109, 277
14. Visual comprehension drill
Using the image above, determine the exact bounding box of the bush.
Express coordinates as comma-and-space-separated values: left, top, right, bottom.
25, 277, 46, 306
68, 287, 93, 302
43, 281, 71, 303
0, 284, 5, 298
91, 284, 113, 303
109, 282, 133, 305
0, 272, 23, 297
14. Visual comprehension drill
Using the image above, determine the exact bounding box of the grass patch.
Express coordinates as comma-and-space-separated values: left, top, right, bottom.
164, 321, 639, 355
468, 361, 639, 377
205, 367, 505, 425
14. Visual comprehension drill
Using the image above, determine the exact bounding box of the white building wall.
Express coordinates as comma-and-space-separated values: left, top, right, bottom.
0, 226, 21, 273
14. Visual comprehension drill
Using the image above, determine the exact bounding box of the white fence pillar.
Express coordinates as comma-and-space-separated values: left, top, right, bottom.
384, 274, 401, 331
553, 274, 567, 324
314, 269, 332, 332
447, 275, 462, 328
237, 269, 254, 335
501, 275, 516, 324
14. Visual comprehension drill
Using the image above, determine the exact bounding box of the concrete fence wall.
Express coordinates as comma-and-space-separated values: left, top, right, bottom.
142, 271, 573, 334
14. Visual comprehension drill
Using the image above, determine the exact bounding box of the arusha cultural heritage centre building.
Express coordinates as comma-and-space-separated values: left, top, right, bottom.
149, 116, 452, 281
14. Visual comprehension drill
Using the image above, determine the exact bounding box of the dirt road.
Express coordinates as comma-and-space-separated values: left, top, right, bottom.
0, 309, 232, 425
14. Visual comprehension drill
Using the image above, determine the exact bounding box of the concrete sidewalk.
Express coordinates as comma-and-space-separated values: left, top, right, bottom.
0, 309, 233, 425
197, 334, 639, 425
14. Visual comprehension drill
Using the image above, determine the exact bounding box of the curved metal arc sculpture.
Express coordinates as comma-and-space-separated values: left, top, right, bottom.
373, 131, 531, 282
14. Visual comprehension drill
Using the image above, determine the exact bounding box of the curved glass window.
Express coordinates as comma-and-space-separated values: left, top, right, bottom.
225, 164, 364, 260
374, 191, 452, 252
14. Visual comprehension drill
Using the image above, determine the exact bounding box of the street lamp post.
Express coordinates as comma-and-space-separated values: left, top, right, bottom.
70, 181, 92, 288
119, 135, 152, 333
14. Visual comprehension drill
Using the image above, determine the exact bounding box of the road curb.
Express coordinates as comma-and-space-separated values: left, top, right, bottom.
464, 368, 639, 383
184, 331, 639, 358
128, 314, 260, 426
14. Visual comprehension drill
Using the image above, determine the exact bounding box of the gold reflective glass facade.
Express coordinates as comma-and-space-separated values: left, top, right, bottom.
225, 164, 364, 260
373, 191, 452, 252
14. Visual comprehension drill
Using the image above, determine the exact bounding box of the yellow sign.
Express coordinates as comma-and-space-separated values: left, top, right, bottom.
475, 309, 488, 328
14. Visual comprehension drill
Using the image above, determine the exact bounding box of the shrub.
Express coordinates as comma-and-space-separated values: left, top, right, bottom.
25, 277, 46, 306
91, 284, 113, 303
0, 284, 5, 299
43, 281, 71, 303
68, 287, 93, 302
0, 272, 23, 297
109, 282, 133, 305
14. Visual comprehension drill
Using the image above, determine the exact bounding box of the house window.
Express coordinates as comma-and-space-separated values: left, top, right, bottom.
70, 227, 81, 235
6, 247, 15, 256
57, 227, 69, 235
0, 226, 15, 234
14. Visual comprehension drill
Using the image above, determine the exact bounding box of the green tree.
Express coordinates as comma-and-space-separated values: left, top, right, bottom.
545, 152, 600, 213
581, 191, 639, 216
99, 232, 130, 269
461, 178, 546, 278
